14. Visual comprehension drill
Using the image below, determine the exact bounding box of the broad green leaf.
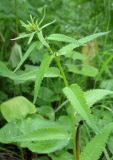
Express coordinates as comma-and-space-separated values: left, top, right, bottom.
19, 128, 68, 142
14, 42, 38, 72
66, 64, 98, 77
80, 123, 113, 160
63, 84, 91, 126
37, 31, 49, 48
0, 96, 36, 122
21, 138, 69, 154
0, 117, 70, 153
47, 34, 76, 43
33, 54, 53, 104
84, 89, 113, 107
58, 32, 109, 56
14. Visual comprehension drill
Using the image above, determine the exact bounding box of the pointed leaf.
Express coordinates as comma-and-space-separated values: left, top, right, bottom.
58, 32, 109, 56
40, 19, 56, 30
80, 123, 113, 160
47, 34, 76, 43
11, 32, 33, 40
37, 31, 50, 48
14, 42, 38, 72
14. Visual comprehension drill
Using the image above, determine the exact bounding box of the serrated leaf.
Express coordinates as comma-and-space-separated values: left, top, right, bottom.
63, 84, 91, 126
84, 89, 113, 107
58, 32, 109, 56
47, 34, 76, 43
33, 54, 53, 104
0, 96, 36, 122
80, 123, 113, 160
14, 42, 38, 72
21, 139, 69, 154
19, 127, 68, 142
0, 117, 70, 153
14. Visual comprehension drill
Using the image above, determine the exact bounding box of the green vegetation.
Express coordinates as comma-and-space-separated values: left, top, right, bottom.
0, 0, 113, 160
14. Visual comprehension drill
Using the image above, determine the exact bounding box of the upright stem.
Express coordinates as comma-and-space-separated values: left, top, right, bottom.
37, 34, 77, 160
71, 111, 77, 160
55, 56, 68, 87
55, 55, 77, 160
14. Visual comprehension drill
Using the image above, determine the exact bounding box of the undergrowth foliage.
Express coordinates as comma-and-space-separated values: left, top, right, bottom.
0, 13, 113, 160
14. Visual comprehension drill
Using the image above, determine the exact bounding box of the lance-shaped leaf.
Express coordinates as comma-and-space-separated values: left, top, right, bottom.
33, 54, 53, 104
84, 89, 113, 107
37, 31, 50, 48
0, 96, 36, 122
80, 123, 113, 160
14, 42, 38, 72
58, 32, 109, 56
47, 34, 76, 43
63, 84, 91, 126
11, 32, 33, 40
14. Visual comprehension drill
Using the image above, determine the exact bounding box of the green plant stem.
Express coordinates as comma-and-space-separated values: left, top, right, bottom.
55, 56, 68, 87
52, 54, 77, 160
37, 34, 77, 160
71, 111, 77, 160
